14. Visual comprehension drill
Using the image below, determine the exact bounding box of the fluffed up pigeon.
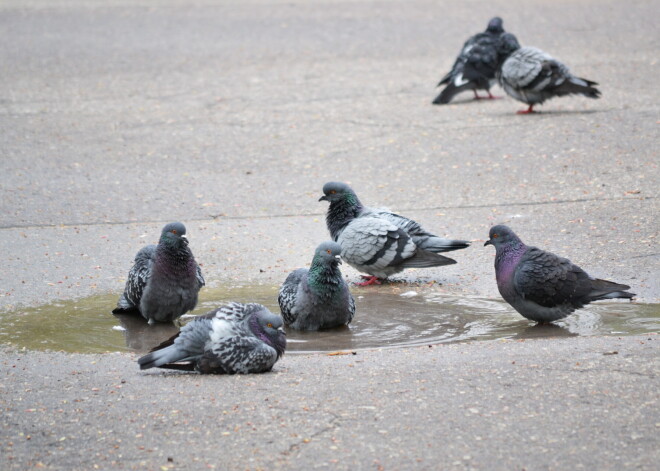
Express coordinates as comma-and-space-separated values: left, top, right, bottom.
484, 225, 635, 323
433, 17, 506, 104
320, 182, 470, 285
138, 302, 286, 374
495, 33, 601, 114
278, 241, 356, 330
113, 222, 205, 324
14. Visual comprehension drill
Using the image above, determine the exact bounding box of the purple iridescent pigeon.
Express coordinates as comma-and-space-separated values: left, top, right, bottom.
484, 225, 635, 323
113, 222, 205, 324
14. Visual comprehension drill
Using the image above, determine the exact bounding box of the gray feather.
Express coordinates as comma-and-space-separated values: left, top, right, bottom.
113, 222, 205, 323
485, 225, 635, 323
278, 242, 355, 330
138, 302, 286, 374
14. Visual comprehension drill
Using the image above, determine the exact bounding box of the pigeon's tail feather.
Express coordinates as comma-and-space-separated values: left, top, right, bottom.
138, 345, 186, 370
588, 279, 635, 302
556, 77, 601, 99
433, 83, 470, 104
417, 237, 471, 253
400, 249, 457, 268
113, 294, 138, 314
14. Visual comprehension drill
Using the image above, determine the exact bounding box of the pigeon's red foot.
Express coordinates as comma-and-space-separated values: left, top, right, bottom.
487, 92, 501, 100
516, 105, 535, 114
355, 275, 382, 286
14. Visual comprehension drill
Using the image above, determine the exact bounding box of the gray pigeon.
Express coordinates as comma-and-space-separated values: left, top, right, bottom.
319, 182, 470, 285
485, 225, 635, 323
138, 302, 286, 374
433, 17, 506, 104
495, 33, 601, 113
113, 222, 205, 324
278, 241, 356, 330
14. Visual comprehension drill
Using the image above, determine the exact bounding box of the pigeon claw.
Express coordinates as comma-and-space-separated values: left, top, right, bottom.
355, 276, 382, 286
516, 105, 536, 114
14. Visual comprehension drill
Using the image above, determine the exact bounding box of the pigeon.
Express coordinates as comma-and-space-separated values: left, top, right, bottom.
484, 225, 635, 323
113, 222, 205, 324
278, 241, 356, 330
319, 181, 470, 285
433, 17, 506, 104
495, 33, 601, 114
138, 302, 286, 374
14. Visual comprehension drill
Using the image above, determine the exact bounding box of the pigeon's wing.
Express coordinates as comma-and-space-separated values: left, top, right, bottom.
114, 245, 156, 312
374, 210, 470, 253
205, 335, 278, 374
374, 210, 432, 237
278, 269, 306, 325
463, 39, 499, 82
196, 263, 206, 287
339, 215, 417, 269
502, 47, 561, 89
138, 314, 214, 369
212, 302, 259, 324
347, 291, 356, 324
513, 247, 593, 308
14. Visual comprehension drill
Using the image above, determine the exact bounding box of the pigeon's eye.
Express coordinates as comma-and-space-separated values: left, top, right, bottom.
171, 229, 177, 234
267, 323, 273, 328
329, 190, 336, 194
492, 234, 498, 239
326, 249, 331, 254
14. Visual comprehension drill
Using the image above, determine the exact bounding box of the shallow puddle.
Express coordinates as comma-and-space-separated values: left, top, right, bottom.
0, 285, 658, 354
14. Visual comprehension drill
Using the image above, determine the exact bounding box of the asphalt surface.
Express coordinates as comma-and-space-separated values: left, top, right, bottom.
0, 0, 658, 469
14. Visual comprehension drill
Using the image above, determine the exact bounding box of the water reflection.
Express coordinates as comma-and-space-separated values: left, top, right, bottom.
0, 286, 657, 354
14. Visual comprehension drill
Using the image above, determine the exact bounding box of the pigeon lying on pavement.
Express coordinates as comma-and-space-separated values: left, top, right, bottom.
138, 302, 286, 374
113, 222, 205, 324
495, 33, 601, 114
279, 241, 355, 330
484, 225, 635, 323
320, 181, 470, 285
433, 17, 507, 104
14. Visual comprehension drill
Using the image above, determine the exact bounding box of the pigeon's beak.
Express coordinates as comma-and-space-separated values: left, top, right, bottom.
181, 234, 189, 245
277, 327, 286, 335
319, 195, 329, 202
334, 254, 342, 264
484, 239, 492, 247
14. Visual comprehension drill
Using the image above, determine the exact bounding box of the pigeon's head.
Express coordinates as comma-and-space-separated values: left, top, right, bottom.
319, 181, 358, 205
486, 17, 504, 34
496, 33, 521, 59
484, 225, 522, 248
313, 241, 343, 267
249, 305, 287, 358
160, 222, 189, 247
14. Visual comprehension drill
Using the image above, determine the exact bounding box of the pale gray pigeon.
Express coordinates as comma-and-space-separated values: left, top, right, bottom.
495, 33, 601, 113
113, 222, 205, 324
320, 182, 470, 285
138, 302, 286, 374
485, 225, 635, 323
433, 17, 506, 104
278, 241, 355, 330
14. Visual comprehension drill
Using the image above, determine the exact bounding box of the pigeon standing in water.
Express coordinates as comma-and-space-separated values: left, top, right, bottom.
320, 182, 470, 285
113, 222, 205, 324
138, 302, 286, 374
279, 241, 355, 330
495, 33, 601, 114
484, 225, 635, 323
433, 17, 507, 104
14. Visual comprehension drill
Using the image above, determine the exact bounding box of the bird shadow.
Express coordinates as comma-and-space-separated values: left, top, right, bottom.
502, 108, 605, 117
513, 322, 577, 340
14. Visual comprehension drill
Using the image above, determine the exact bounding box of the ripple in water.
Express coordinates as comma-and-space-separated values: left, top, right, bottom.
0, 285, 657, 354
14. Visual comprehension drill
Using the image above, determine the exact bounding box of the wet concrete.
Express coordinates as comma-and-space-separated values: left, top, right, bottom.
2, 285, 657, 354
0, 0, 658, 469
